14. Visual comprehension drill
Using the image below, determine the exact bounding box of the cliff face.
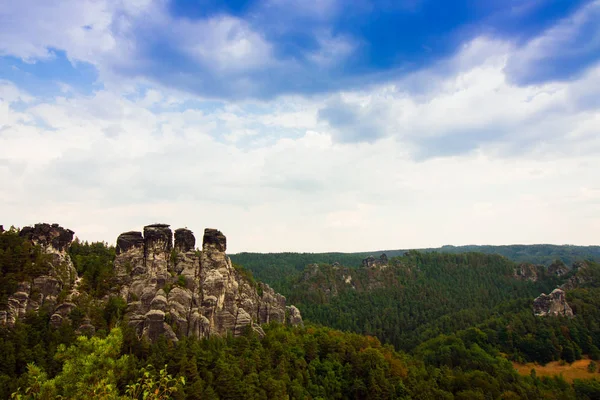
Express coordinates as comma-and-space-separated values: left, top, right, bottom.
0, 223, 78, 326
114, 224, 302, 341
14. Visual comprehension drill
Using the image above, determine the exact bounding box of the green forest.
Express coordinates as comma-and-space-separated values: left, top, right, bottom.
230, 244, 600, 290
2, 228, 600, 399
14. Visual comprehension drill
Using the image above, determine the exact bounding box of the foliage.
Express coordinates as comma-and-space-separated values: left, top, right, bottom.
0, 229, 52, 306
125, 365, 185, 400
68, 239, 115, 297
11, 327, 130, 399
230, 244, 600, 291
4, 228, 600, 399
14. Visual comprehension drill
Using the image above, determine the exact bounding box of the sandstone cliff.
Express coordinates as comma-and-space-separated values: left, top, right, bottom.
114, 224, 302, 341
0, 223, 78, 326
1, 223, 302, 342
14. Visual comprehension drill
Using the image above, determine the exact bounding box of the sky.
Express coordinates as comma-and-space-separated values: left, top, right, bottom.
0, 0, 599, 253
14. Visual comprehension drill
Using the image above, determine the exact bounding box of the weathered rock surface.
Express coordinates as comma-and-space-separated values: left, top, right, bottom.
19, 223, 74, 252
116, 231, 144, 255
115, 225, 302, 342
1, 223, 79, 326
533, 288, 574, 317
175, 228, 195, 252
203, 228, 227, 252
287, 305, 304, 327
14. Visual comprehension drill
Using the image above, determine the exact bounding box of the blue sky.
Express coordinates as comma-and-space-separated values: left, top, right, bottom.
3, 0, 598, 98
0, 0, 599, 251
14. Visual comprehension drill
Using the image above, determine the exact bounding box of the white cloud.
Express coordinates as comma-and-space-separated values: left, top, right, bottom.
0, 0, 117, 63
505, 0, 600, 84
174, 15, 274, 72
0, 25, 599, 251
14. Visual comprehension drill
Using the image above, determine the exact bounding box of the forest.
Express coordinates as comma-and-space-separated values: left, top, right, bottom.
230, 244, 600, 289
2, 228, 600, 399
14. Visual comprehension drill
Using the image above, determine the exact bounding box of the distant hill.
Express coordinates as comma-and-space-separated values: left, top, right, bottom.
230, 244, 600, 287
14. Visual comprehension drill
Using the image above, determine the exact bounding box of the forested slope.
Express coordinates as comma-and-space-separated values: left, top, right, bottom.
3, 227, 600, 399
231, 244, 600, 289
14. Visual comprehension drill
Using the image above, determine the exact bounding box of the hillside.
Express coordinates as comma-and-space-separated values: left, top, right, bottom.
230, 244, 600, 290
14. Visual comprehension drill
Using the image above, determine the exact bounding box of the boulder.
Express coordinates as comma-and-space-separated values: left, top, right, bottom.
116, 231, 144, 255
174, 228, 196, 252
203, 228, 226, 252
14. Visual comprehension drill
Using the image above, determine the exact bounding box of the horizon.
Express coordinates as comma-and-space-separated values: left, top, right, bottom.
1, 0, 599, 252
3, 220, 599, 254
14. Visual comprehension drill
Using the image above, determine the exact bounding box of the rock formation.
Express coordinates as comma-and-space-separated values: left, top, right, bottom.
1, 222, 302, 342
548, 261, 569, 277
362, 253, 389, 269
513, 263, 544, 282
174, 228, 195, 252
114, 224, 302, 341
533, 288, 574, 317
0, 223, 78, 327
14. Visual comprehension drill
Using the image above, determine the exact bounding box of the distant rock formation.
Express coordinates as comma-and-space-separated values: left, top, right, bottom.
0, 223, 78, 327
560, 261, 591, 290
362, 253, 389, 269
533, 288, 574, 317
114, 224, 302, 341
513, 263, 544, 282
548, 261, 569, 277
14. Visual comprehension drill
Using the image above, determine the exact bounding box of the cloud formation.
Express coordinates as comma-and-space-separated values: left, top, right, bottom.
2, 0, 596, 99
0, 0, 599, 251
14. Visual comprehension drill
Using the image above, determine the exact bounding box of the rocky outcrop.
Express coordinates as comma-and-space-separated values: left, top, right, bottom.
1, 222, 302, 339
560, 261, 592, 290
174, 228, 195, 252
203, 228, 227, 252
533, 288, 574, 317
116, 231, 144, 255
548, 261, 569, 277
115, 224, 302, 342
1, 223, 79, 326
362, 254, 389, 269
514, 263, 544, 282
19, 223, 74, 252
287, 305, 304, 327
